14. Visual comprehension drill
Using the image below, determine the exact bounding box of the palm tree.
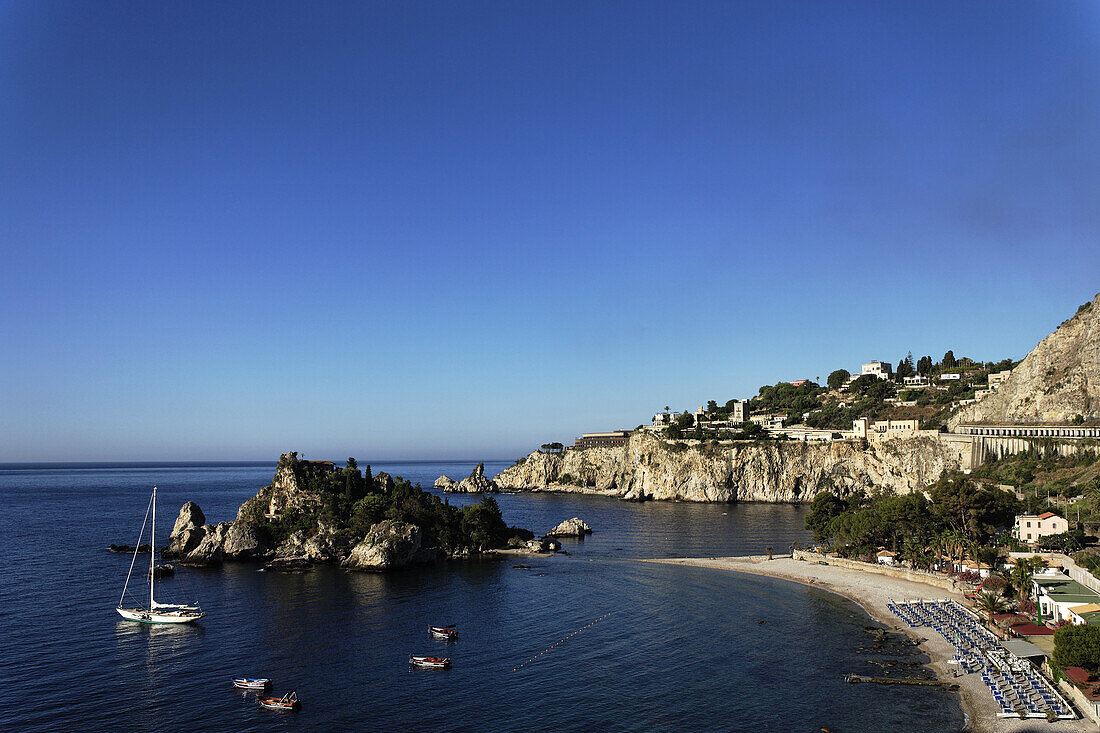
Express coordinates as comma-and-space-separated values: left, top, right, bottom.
975, 591, 1007, 620
1009, 558, 1041, 612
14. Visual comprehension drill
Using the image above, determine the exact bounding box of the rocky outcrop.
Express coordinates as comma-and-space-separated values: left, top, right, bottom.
221, 522, 271, 560
951, 293, 1100, 427
342, 520, 439, 572
523, 538, 561, 552
373, 471, 396, 494
439, 462, 499, 494
172, 502, 205, 536
494, 430, 958, 503
107, 544, 150, 553
275, 523, 349, 563
547, 518, 592, 537
262, 453, 334, 519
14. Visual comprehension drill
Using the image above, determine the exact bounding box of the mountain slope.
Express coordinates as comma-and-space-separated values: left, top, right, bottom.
949, 293, 1100, 427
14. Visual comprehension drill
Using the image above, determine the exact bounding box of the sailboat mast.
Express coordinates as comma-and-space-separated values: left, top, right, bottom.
150, 486, 156, 610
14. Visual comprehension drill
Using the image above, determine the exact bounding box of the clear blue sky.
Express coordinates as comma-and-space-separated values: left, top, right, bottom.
2, 2, 1099, 462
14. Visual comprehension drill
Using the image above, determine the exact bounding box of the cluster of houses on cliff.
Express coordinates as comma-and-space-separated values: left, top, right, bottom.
564, 358, 1090, 453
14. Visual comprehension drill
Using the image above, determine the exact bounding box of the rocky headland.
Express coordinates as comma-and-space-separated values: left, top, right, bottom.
161, 452, 532, 570
492, 429, 958, 503
950, 292, 1100, 427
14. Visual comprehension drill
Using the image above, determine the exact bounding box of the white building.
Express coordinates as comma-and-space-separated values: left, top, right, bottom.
751, 414, 786, 430
727, 400, 749, 425
988, 369, 1013, 388
651, 411, 683, 427
861, 361, 893, 380
1014, 512, 1070, 544
939, 373, 961, 381
1033, 571, 1100, 624
766, 425, 840, 442
903, 375, 930, 387
852, 417, 920, 439
876, 550, 897, 566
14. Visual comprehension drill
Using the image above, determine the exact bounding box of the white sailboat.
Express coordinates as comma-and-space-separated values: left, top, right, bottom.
117, 486, 205, 624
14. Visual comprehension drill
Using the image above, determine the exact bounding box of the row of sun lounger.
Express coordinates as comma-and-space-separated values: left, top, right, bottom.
888, 599, 1075, 720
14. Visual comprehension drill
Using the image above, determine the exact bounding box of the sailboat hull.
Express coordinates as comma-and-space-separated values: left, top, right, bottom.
117, 607, 205, 624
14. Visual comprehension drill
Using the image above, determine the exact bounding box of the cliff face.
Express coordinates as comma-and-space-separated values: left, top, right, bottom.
494, 430, 958, 503
950, 293, 1100, 427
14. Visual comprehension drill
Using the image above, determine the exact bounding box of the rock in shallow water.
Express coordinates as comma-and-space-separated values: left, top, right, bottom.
107, 543, 151, 554
546, 517, 592, 537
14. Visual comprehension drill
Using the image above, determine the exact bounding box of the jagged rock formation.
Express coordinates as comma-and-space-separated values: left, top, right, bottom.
161, 501, 227, 566
274, 523, 349, 563
950, 293, 1100, 427
547, 518, 592, 537
438, 462, 499, 494
494, 430, 958, 503
342, 520, 440, 572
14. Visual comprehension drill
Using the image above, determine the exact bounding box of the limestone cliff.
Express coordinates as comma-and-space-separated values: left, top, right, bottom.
494, 430, 958, 503
950, 293, 1100, 427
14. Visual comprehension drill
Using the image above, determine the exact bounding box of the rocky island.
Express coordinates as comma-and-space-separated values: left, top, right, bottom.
161, 452, 533, 570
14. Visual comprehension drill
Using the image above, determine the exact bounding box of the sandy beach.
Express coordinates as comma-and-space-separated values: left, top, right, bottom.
645, 556, 1095, 733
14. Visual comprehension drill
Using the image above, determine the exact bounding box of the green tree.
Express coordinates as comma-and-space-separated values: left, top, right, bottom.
1053, 624, 1100, 671
343, 460, 363, 506
827, 367, 849, 391
917, 355, 933, 375
460, 495, 507, 550
975, 591, 1007, 619
805, 492, 849, 544
896, 352, 914, 379
942, 350, 956, 369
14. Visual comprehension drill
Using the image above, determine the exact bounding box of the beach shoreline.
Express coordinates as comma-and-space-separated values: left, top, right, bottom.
643, 556, 1093, 733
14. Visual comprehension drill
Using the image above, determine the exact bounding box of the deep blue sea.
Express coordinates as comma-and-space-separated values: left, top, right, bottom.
0, 461, 964, 732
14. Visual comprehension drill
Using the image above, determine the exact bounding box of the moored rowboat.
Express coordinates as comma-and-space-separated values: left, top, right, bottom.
429, 624, 457, 639
409, 655, 451, 669
258, 691, 300, 710
232, 677, 272, 690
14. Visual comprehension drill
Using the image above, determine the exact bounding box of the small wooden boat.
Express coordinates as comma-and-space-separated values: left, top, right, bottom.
429, 624, 457, 639
232, 677, 272, 690
409, 655, 451, 669
257, 691, 300, 710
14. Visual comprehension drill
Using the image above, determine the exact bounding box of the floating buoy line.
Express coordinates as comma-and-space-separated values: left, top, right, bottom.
511, 612, 613, 672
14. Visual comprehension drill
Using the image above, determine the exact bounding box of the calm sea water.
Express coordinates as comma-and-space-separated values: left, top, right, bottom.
0, 462, 964, 732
